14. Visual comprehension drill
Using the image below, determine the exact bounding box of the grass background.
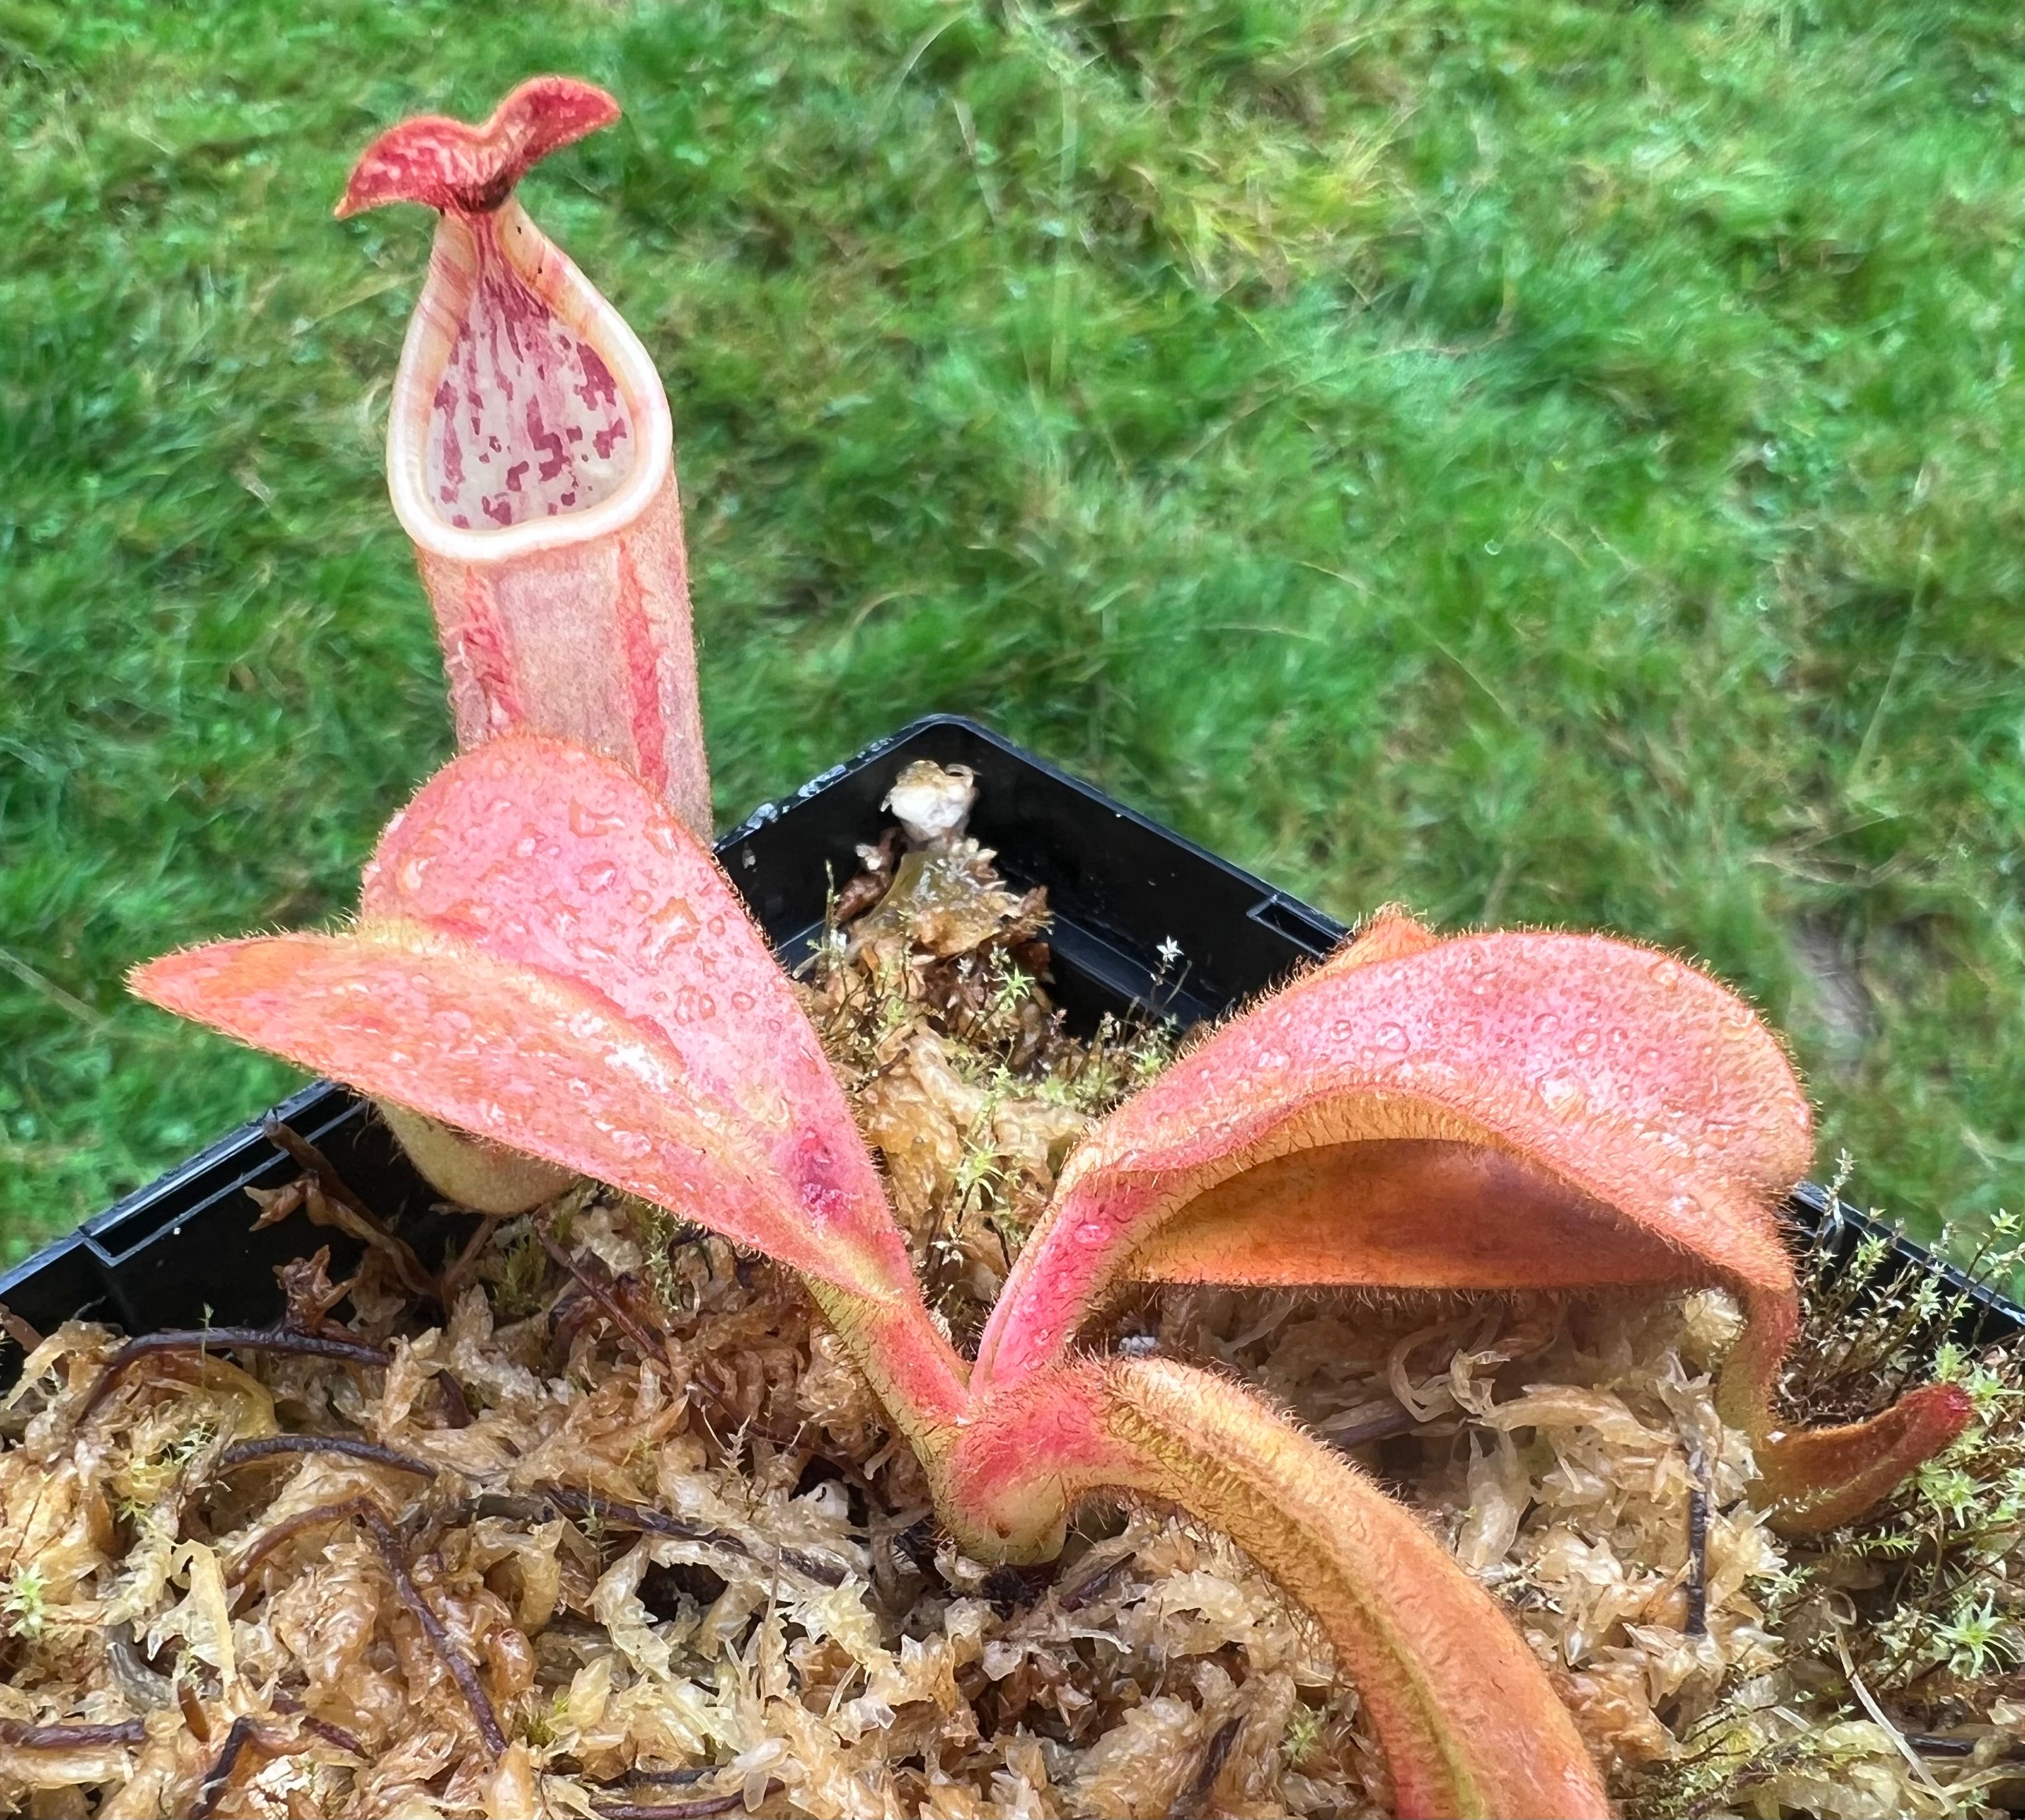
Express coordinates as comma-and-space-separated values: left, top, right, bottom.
2, 0, 2022, 1274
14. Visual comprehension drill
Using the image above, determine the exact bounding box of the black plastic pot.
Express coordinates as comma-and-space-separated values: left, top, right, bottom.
3, 715, 2018, 1382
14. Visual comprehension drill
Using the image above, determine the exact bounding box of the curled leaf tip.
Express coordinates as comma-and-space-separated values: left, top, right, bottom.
1320, 903, 1443, 975
336, 76, 620, 219
1761, 1379, 1974, 1535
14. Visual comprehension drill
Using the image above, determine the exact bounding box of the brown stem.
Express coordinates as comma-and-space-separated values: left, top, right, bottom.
230, 1497, 380, 1584
439, 1213, 497, 1306
82, 1329, 389, 1421
594, 1791, 777, 1819
1169, 1714, 1242, 1820
268, 1691, 365, 1759
535, 1482, 847, 1588
541, 1232, 666, 1361
191, 1715, 268, 1820
0, 1719, 147, 1748
299, 1713, 367, 1758
437, 1370, 475, 1429
356, 1503, 506, 1759
177, 1681, 211, 1744
263, 1121, 438, 1301
263, 1123, 379, 1229
1684, 1457, 1710, 1640
218, 1435, 437, 1478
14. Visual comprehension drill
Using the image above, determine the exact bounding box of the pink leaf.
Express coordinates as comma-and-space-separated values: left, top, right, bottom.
978, 910, 1808, 1385
132, 739, 914, 1304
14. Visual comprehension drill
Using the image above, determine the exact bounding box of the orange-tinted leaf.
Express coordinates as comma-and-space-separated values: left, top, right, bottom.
1754, 1381, 1973, 1535
133, 739, 914, 1305
1130, 1138, 1694, 1291
974, 910, 1958, 1527
949, 1355, 1609, 1819
978, 911, 1808, 1386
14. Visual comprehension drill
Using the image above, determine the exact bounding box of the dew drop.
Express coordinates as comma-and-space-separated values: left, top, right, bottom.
670, 985, 716, 1023
569, 800, 628, 839
645, 897, 700, 949
1539, 1074, 1586, 1118
1376, 1021, 1409, 1051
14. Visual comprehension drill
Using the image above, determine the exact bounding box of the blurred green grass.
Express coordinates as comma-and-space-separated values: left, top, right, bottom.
3, 0, 2022, 1270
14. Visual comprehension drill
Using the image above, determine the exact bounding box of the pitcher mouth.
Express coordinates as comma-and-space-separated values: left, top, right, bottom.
386, 199, 671, 564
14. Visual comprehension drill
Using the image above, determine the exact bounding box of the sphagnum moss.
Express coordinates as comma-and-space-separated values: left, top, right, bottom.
6, 1, 2025, 1274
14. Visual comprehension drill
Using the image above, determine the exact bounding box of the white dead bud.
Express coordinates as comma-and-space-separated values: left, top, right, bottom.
885, 759, 977, 849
